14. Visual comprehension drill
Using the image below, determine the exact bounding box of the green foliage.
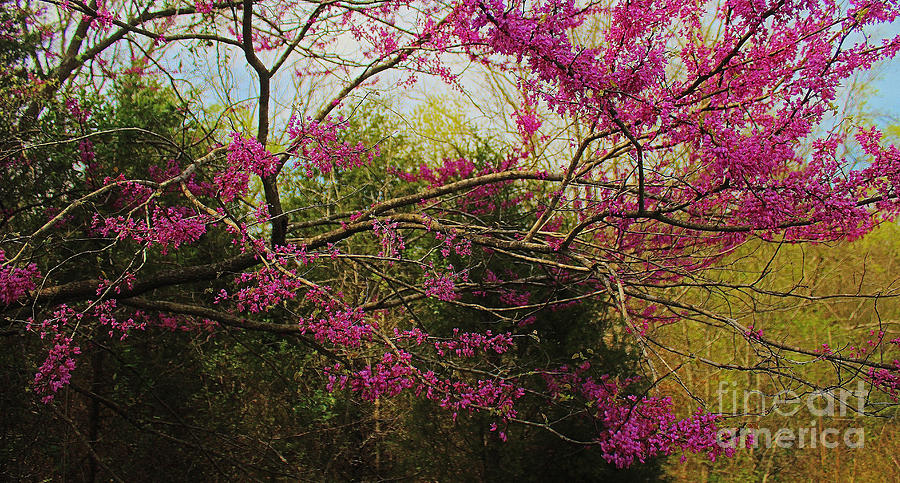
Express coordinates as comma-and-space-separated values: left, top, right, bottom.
660, 224, 900, 481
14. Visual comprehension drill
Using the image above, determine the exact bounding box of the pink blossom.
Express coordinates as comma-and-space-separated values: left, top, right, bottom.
287, 116, 379, 176
33, 334, 81, 403
215, 133, 280, 202
867, 361, 900, 401
196, 0, 214, 14
423, 271, 459, 301
0, 250, 41, 305
94, 206, 208, 255
434, 329, 514, 357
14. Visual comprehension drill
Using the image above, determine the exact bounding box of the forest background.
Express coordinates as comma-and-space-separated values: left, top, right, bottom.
2, 0, 900, 481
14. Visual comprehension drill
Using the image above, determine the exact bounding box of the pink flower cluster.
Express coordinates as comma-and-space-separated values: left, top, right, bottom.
99, 176, 154, 209
423, 270, 460, 301
498, 288, 530, 306
845, 329, 889, 359
328, 355, 525, 422
196, 0, 214, 14
26, 304, 79, 340
389, 157, 477, 188
815, 343, 833, 356
434, 328, 513, 357
867, 361, 900, 401
65, 98, 90, 124
393, 327, 429, 345
39, 294, 146, 341
298, 287, 374, 347
287, 116, 378, 176
433, 229, 472, 257
544, 364, 737, 468
323, 323, 529, 422
215, 133, 280, 202
422, 375, 525, 422
85, 1, 113, 31
220, 265, 306, 313
135, 311, 219, 332
27, 297, 176, 403
215, 244, 322, 313
78, 139, 96, 166
92, 298, 146, 340
513, 109, 542, 140
94, 206, 208, 255
328, 351, 417, 401
33, 334, 81, 403
744, 325, 764, 340
372, 218, 405, 258
0, 250, 41, 305
27, 303, 82, 403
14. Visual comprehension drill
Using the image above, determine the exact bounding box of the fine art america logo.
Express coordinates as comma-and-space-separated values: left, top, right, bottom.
715, 381, 868, 449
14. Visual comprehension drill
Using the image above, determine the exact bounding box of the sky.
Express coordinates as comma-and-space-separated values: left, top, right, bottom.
865, 22, 900, 128
872, 58, 900, 126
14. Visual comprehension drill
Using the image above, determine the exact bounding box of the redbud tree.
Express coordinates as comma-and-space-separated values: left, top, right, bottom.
2, 0, 900, 472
